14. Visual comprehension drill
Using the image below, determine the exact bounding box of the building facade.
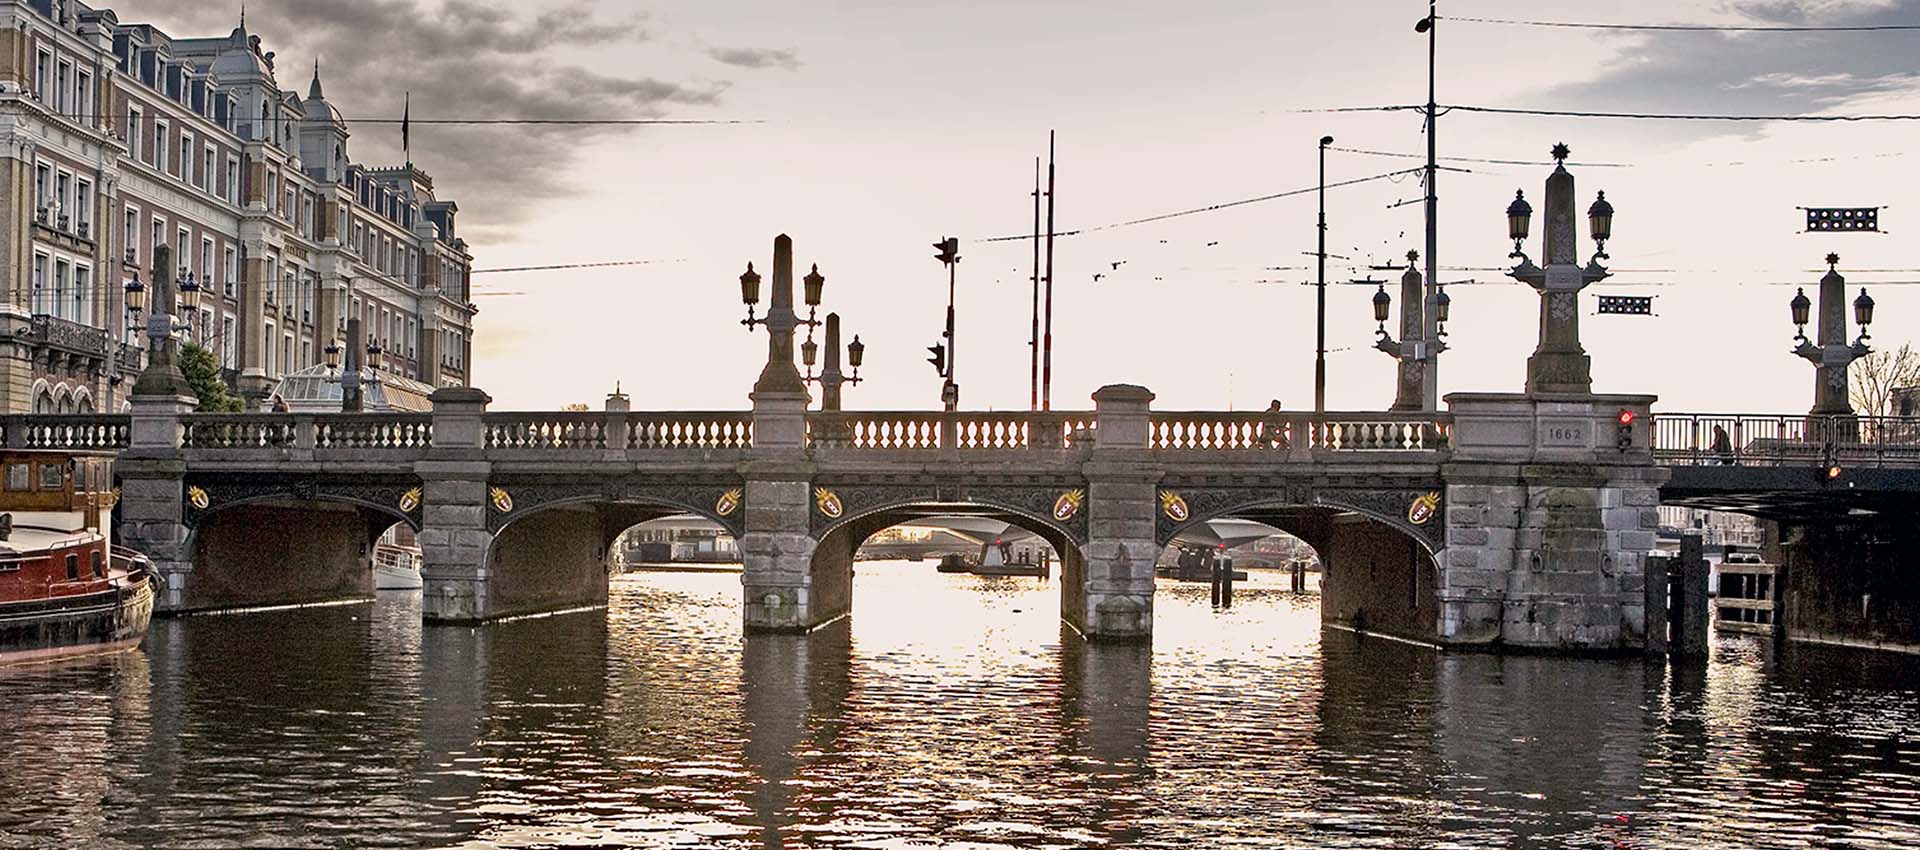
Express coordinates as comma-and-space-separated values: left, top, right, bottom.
0, 0, 473, 413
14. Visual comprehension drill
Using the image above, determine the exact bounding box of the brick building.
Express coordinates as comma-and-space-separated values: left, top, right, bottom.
0, 0, 473, 412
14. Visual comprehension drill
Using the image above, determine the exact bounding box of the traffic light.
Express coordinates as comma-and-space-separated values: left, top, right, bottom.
933, 237, 960, 266
926, 342, 947, 376
1615, 409, 1635, 451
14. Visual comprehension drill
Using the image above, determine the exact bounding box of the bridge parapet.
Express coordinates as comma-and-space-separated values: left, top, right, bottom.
1147, 411, 1451, 455
805, 410, 1094, 451
0, 413, 131, 450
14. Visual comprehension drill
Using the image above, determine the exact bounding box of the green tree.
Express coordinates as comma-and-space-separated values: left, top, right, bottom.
179, 341, 243, 412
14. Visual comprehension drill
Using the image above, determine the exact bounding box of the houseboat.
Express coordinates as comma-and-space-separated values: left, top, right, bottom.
0, 450, 154, 665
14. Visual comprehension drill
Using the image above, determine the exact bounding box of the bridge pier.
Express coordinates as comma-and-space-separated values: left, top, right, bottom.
1441, 393, 1666, 653
415, 387, 612, 623
1066, 385, 1159, 641
118, 392, 196, 613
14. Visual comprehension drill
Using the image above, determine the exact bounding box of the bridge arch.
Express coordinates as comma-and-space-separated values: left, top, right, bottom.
1160, 490, 1444, 644
180, 496, 417, 613
802, 494, 1090, 635
483, 493, 746, 620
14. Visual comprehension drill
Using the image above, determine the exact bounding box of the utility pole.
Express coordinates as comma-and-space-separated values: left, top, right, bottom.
1030, 157, 1041, 411
1417, 3, 1440, 410
1316, 134, 1333, 414
1042, 130, 1056, 411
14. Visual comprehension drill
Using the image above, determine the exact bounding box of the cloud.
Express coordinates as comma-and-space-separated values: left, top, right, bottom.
1532, 0, 1920, 123
118, 0, 739, 241
707, 46, 801, 71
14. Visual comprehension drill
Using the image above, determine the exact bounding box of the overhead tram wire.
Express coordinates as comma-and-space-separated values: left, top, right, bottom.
0, 105, 761, 126
1439, 15, 1920, 33
973, 166, 1464, 243
1286, 103, 1920, 122
232, 257, 688, 289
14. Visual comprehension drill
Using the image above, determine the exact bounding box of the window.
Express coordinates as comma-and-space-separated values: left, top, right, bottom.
264, 320, 276, 375
176, 229, 189, 276
225, 156, 239, 205
201, 238, 214, 285
223, 247, 237, 297
125, 106, 139, 148
31, 254, 46, 315
5, 463, 26, 490
34, 49, 49, 102
124, 207, 138, 263
75, 70, 91, 124
52, 260, 69, 318
74, 179, 90, 233
91, 550, 104, 579
33, 163, 48, 210
55, 171, 70, 224
150, 217, 164, 262
65, 553, 79, 582
54, 59, 69, 115
221, 314, 237, 368
282, 334, 293, 374
40, 462, 63, 491
202, 145, 215, 193
179, 133, 193, 183
154, 121, 168, 172
73, 265, 90, 323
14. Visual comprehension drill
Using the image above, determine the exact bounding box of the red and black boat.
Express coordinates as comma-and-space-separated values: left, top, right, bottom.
0, 449, 154, 665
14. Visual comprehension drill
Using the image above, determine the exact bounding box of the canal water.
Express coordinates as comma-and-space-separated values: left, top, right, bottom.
2, 562, 1918, 849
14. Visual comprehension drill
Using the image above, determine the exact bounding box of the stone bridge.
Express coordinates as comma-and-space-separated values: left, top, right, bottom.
13, 381, 1696, 653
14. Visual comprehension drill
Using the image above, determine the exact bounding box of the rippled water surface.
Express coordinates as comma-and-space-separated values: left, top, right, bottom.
3, 563, 1919, 848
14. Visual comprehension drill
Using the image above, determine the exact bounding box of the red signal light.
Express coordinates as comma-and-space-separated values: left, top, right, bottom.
1617, 409, 1636, 426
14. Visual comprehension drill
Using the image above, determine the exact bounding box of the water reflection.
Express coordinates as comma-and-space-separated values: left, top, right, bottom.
0, 565, 1915, 848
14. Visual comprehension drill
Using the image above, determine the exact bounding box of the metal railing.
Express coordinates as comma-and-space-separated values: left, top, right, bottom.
1653, 412, 1920, 468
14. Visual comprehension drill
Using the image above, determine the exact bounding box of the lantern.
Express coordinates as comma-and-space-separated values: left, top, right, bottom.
803, 264, 825, 307
847, 335, 865, 370
801, 336, 818, 368
1789, 288, 1811, 333
1372, 284, 1391, 324
1434, 286, 1451, 325
1587, 191, 1613, 247
124, 273, 145, 314
1854, 288, 1875, 329
1506, 189, 1532, 247
323, 339, 342, 369
738, 262, 761, 306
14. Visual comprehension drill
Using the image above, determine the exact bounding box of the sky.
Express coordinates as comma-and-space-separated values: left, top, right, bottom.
130, 0, 1920, 412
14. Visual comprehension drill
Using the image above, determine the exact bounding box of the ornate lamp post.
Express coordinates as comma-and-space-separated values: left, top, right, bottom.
1372, 249, 1450, 410
739, 234, 816, 400
1791, 253, 1874, 415
808, 312, 864, 412
129, 244, 195, 399
1506, 143, 1612, 395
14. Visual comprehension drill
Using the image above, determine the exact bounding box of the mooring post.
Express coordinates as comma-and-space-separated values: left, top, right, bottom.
1676, 531, 1711, 659
1220, 555, 1234, 608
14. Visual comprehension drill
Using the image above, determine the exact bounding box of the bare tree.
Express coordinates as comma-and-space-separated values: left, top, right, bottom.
1850, 342, 1920, 415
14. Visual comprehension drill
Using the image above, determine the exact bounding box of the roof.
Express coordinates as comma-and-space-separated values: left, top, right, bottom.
268, 363, 435, 412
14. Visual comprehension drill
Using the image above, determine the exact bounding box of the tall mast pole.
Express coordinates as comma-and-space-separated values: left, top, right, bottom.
1421, 1, 1440, 410
1316, 136, 1330, 414
1030, 157, 1041, 411
1042, 130, 1056, 412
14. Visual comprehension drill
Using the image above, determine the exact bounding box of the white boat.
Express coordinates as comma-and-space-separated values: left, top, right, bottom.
372, 541, 422, 590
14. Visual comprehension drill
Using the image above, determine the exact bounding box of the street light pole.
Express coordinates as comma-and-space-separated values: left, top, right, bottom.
1316, 135, 1333, 415
1416, 3, 1441, 410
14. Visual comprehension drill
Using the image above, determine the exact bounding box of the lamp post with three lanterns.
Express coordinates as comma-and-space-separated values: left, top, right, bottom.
1371, 249, 1451, 411
1504, 142, 1614, 396
1790, 253, 1874, 416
